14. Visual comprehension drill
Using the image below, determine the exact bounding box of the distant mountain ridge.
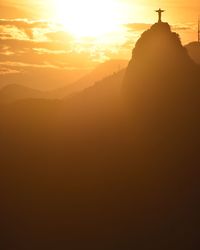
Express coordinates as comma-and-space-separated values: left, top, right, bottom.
0, 84, 44, 104
0, 60, 128, 104
49, 59, 128, 99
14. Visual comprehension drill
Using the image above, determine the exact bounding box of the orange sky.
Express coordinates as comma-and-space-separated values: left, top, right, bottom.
0, 0, 200, 90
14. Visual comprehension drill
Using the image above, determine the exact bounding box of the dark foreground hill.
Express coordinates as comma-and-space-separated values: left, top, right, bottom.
0, 22, 200, 250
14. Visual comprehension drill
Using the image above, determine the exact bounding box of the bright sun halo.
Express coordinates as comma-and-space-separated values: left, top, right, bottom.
51, 0, 121, 37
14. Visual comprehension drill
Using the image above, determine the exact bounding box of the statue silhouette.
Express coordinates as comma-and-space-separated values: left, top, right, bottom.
155, 8, 165, 22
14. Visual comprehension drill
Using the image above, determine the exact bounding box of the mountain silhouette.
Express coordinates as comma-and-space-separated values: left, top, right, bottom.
0, 60, 128, 103
0, 84, 45, 104
0, 67, 87, 91
185, 41, 200, 64
49, 59, 128, 99
123, 22, 200, 126
63, 69, 125, 106
121, 21, 200, 249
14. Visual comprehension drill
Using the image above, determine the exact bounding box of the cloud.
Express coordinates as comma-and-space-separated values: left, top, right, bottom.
0, 3, 30, 19
0, 18, 132, 67
0, 38, 69, 52
172, 25, 192, 31
0, 20, 105, 70
45, 31, 74, 42
0, 19, 49, 39
125, 22, 193, 33
125, 23, 151, 32
0, 66, 20, 75
0, 18, 134, 89
0, 61, 59, 69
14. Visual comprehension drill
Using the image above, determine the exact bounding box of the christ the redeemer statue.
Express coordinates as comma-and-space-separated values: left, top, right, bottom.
155, 8, 165, 23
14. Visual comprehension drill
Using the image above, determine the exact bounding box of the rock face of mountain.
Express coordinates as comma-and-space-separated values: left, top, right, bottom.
185, 41, 200, 64
123, 22, 200, 125
121, 22, 200, 248
59, 69, 126, 123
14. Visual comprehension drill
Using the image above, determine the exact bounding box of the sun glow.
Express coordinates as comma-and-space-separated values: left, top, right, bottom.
51, 0, 122, 37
